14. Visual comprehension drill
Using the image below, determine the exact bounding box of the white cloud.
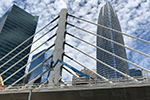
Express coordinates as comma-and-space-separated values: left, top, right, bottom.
43, 0, 51, 4
25, 0, 40, 5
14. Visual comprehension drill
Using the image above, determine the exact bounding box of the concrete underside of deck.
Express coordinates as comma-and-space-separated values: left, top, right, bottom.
1, 83, 150, 100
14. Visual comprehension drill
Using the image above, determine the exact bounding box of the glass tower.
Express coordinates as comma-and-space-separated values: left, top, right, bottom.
0, 4, 38, 85
96, 3, 129, 78
27, 49, 53, 84
129, 68, 143, 77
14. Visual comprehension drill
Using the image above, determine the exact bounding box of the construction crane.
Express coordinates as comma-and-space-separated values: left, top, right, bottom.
43, 59, 89, 85
52, 59, 89, 79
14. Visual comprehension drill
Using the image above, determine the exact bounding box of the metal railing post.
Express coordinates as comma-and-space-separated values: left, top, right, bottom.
28, 89, 32, 100
48, 9, 68, 85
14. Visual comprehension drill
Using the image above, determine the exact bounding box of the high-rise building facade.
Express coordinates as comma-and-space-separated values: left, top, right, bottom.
27, 49, 53, 84
129, 68, 143, 78
0, 4, 38, 85
97, 3, 129, 78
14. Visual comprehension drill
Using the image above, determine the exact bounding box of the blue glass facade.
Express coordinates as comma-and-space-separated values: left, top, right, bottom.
129, 68, 142, 77
28, 49, 53, 84
0, 4, 38, 85
97, 3, 129, 78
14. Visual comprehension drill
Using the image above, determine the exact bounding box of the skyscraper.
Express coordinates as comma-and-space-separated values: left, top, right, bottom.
0, 4, 38, 85
27, 49, 53, 84
129, 68, 143, 78
96, 3, 129, 78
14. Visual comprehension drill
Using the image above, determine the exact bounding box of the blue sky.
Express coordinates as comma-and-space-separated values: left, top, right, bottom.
0, 0, 150, 81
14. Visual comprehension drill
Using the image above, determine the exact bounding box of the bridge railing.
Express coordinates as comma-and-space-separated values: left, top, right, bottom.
1, 76, 150, 91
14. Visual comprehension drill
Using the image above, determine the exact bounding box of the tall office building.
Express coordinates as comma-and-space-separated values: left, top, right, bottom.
96, 3, 129, 78
27, 49, 53, 84
0, 4, 38, 85
129, 68, 143, 78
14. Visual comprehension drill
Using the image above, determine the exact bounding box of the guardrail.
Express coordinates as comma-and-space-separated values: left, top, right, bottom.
1, 76, 150, 91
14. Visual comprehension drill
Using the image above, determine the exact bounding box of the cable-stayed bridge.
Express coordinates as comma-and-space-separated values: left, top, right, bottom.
0, 9, 150, 100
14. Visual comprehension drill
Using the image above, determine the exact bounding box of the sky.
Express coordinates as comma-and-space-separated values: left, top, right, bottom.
0, 0, 150, 81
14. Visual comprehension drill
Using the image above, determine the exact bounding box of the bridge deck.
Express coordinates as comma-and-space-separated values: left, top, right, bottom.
1, 82, 150, 100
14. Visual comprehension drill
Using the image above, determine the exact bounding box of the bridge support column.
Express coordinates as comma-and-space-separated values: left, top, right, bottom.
48, 9, 68, 86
